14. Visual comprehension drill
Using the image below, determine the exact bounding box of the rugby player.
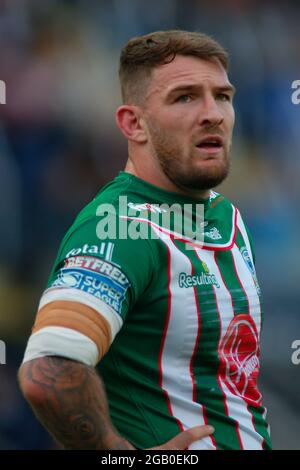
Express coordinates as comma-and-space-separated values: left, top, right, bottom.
18, 30, 271, 450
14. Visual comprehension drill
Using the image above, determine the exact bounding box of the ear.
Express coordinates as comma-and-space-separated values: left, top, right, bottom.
115, 105, 148, 144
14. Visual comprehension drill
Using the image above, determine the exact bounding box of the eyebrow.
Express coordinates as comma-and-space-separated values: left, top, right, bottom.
166, 83, 236, 98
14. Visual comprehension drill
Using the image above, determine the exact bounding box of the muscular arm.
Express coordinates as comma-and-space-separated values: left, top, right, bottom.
19, 300, 214, 451
18, 356, 134, 450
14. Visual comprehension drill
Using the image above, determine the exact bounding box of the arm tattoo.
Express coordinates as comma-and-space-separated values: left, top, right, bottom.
19, 357, 134, 450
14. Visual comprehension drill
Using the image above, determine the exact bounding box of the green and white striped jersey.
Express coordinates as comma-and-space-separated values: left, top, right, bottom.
41, 171, 272, 450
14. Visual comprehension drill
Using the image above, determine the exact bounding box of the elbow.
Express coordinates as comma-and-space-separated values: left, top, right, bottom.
18, 359, 48, 407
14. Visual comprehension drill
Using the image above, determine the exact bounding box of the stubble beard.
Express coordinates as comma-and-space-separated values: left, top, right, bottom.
148, 123, 231, 192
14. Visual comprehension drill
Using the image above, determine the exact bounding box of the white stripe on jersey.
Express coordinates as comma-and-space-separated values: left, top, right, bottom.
196, 249, 263, 450
159, 236, 216, 451
221, 381, 264, 449
231, 245, 262, 337
236, 210, 254, 265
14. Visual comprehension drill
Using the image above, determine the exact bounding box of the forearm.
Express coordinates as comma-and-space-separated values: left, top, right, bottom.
18, 356, 134, 450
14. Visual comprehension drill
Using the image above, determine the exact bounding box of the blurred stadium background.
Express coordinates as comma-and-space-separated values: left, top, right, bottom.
0, 0, 299, 450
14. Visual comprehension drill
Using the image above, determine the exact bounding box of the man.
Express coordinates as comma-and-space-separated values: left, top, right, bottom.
19, 30, 271, 450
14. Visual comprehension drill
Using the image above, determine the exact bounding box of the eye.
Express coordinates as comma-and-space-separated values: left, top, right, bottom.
175, 94, 193, 103
216, 93, 231, 102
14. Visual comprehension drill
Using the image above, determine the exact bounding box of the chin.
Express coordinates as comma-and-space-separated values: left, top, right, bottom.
183, 164, 230, 190
160, 154, 230, 191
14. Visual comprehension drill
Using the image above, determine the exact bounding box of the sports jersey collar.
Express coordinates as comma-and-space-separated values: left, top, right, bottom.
114, 172, 237, 250
117, 171, 213, 207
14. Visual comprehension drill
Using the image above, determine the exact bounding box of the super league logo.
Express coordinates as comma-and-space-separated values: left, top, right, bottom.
0, 80, 6, 104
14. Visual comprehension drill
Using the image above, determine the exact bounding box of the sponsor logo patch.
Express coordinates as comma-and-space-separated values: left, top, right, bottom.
65, 243, 115, 262
52, 257, 130, 314
218, 314, 262, 406
178, 271, 220, 288
240, 246, 261, 295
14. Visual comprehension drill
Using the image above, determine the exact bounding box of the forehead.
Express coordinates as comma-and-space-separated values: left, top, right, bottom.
146, 55, 231, 99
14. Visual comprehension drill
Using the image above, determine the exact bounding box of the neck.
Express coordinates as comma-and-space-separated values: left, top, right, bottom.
124, 158, 211, 200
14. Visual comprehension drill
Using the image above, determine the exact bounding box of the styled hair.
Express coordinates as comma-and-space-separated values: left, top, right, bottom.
119, 29, 229, 104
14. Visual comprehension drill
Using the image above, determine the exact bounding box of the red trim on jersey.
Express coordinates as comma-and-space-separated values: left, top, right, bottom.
120, 207, 238, 251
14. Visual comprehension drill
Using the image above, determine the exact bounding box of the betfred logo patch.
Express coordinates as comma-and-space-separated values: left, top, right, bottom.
218, 314, 262, 407
64, 256, 128, 286
52, 257, 130, 315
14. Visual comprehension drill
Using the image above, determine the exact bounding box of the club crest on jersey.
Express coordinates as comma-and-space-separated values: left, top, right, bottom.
240, 246, 261, 295
218, 314, 262, 407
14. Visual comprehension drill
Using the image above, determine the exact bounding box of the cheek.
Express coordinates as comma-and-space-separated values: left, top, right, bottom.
164, 114, 188, 131
159, 105, 193, 127
160, 121, 190, 144
146, 108, 193, 141
225, 105, 235, 128
230, 107, 235, 127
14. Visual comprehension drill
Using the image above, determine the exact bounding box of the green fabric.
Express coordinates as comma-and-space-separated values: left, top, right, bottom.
45, 171, 271, 450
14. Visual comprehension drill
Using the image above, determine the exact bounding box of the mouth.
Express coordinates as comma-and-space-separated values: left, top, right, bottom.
195, 135, 224, 155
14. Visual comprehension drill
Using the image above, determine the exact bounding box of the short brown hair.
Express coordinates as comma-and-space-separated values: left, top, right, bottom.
119, 29, 229, 104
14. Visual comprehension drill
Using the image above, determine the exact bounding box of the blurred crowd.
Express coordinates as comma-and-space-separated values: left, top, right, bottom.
0, 0, 299, 449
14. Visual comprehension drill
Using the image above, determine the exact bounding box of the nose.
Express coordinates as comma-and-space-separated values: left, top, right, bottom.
198, 95, 224, 128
